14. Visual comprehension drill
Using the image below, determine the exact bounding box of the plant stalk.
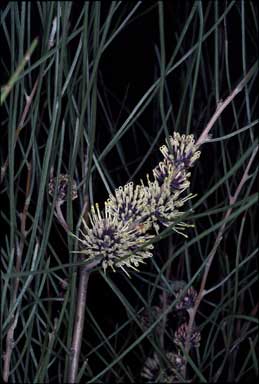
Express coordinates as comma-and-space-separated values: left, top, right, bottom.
67, 265, 90, 383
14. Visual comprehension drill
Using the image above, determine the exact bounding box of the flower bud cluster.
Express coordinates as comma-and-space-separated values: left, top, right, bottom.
140, 282, 201, 381
141, 351, 185, 383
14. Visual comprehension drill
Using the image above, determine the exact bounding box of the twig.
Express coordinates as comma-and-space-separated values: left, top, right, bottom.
67, 265, 90, 383
48, 17, 58, 49
1, 79, 39, 184
55, 201, 70, 232
183, 145, 258, 377
67, 195, 88, 383
3, 312, 19, 383
3, 163, 32, 383
1, 17, 59, 184
1, 38, 38, 105
196, 62, 258, 146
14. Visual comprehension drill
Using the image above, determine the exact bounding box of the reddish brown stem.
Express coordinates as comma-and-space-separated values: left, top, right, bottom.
197, 63, 257, 146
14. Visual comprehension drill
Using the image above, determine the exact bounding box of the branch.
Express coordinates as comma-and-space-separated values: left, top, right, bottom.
197, 62, 258, 146
67, 259, 100, 383
183, 145, 258, 377
67, 196, 102, 383
67, 265, 90, 383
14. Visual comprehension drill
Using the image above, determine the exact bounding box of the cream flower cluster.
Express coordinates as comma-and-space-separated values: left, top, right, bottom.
75, 203, 153, 276
75, 132, 201, 274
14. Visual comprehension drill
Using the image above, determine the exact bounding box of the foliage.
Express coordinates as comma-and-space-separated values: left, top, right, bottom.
1, 2, 258, 383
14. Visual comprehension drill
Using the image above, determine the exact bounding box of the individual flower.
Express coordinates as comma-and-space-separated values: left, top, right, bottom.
141, 351, 185, 383
74, 203, 154, 276
48, 174, 78, 203
173, 322, 201, 349
152, 132, 201, 189
106, 182, 149, 228
141, 174, 194, 235
160, 132, 201, 170
175, 287, 197, 310
153, 161, 191, 192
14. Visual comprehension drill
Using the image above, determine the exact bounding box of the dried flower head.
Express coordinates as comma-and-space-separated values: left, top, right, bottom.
141, 352, 185, 383
74, 203, 154, 276
175, 287, 198, 310
141, 174, 194, 235
160, 132, 201, 170
48, 174, 78, 203
106, 182, 149, 228
173, 322, 201, 348
139, 306, 164, 335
